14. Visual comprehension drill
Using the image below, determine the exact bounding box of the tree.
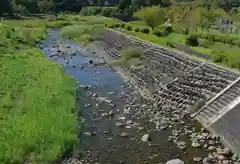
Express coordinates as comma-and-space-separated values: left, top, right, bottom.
0, 0, 13, 16
134, 6, 167, 29
38, 0, 54, 12
117, 0, 131, 11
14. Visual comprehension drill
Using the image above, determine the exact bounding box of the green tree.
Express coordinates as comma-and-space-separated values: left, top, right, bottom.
118, 0, 131, 11
0, 0, 13, 16
38, 0, 54, 12
134, 6, 167, 29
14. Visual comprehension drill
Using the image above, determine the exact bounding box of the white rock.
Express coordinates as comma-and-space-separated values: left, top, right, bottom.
165, 159, 184, 164
141, 134, 151, 142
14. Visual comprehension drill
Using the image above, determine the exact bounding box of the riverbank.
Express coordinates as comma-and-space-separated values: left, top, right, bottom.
0, 20, 78, 163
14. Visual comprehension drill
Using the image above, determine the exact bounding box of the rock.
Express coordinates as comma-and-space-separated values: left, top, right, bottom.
208, 140, 215, 146
126, 120, 133, 125
89, 60, 93, 64
208, 146, 216, 151
165, 159, 184, 164
84, 104, 92, 108
202, 157, 212, 164
141, 134, 151, 142
193, 157, 202, 162
217, 155, 226, 160
217, 148, 231, 156
108, 92, 114, 95
79, 84, 90, 90
177, 141, 187, 150
84, 132, 92, 136
222, 160, 230, 164
120, 132, 129, 137
192, 141, 201, 148
116, 122, 125, 127
119, 116, 126, 120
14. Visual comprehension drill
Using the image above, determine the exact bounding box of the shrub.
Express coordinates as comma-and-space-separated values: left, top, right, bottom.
108, 24, 114, 28
126, 25, 132, 31
114, 24, 120, 28
199, 40, 215, 48
181, 28, 189, 35
165, 25, 173, 33
211, 50, 227, 63
121, 23, 126, 28
185, 35, 199, 46
134, 28, 140, 32
152, 29, 163, 36
140, 28, 150, 33
120, 47, 143, 60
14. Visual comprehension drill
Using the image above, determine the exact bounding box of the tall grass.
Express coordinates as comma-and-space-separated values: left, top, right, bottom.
61, 24, 106, 44
0, 19, 78, 163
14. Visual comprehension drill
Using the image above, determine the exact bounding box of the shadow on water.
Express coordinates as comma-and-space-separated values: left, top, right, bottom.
40, 29, 220, 164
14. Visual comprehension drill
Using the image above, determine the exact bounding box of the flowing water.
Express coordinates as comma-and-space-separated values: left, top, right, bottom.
40, 29, 225, 164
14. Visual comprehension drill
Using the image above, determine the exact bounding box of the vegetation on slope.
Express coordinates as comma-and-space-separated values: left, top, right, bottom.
0, 19, 78, 163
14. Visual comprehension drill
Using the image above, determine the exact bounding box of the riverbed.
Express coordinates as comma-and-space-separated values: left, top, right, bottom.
40, 29, 234, 164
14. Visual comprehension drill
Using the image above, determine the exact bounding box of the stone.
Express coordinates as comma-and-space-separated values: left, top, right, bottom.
193, 157, 202, 162
232, 153, 240, 161
177, 141, 187, 150
217, 148, 231, 156
202, 157, 212, 164
89, 60, 93, 64
116, 122, 125, 127
222, 160, 230, 164
192, 141, 201, 148
120, 132, 129, 137
84, 132, 92, 136
84, 104, 92, 108
108, 92, 114, 95
165, 159, 184, 164
79, 84, 90, 90
217, 155, 226, 160
141, 134, 151, 142
208, 146, 216, 151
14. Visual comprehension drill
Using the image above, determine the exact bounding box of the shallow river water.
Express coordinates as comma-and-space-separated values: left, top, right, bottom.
40, 29, 227, 164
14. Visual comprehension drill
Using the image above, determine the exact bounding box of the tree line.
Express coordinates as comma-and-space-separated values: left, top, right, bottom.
1, 0, 240, 16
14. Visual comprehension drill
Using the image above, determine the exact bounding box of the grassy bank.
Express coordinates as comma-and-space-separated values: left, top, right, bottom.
0, 19, 78, 163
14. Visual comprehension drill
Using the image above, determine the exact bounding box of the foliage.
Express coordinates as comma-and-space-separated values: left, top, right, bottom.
0, 20, 78, 163
140, 27, 150, 33
134, 27, 140, 32
118, 0, 131, 11
185, 35, 199, 46
61, 24, 106, 44
120, 47, 143, 59
126, 25, 132, 31
134, 6, 167, 29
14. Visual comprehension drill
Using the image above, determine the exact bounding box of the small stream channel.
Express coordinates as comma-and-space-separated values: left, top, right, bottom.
40, 29, 225, 164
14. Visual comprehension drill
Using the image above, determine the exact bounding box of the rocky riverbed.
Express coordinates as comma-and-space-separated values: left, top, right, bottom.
40, 29, 240, 164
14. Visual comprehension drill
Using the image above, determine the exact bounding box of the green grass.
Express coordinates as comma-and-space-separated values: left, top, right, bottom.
61, 24, 106, 45
0, 18, 78, 163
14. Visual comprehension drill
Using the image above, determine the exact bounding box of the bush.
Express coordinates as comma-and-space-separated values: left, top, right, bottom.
185, 35, 199, 46
108, 24, 114, 28
181, 28, 189, 35
200, 40, 215, 48
211, 50, 228, 63
114, 24, 120, 28
120, 47, 143, 60
121, 23, 126, 28
140, 28, 150, 33
134, 28, 140, 32
165, 25, 173, 33
126, 25, 132, 31
152, 29, 163, 36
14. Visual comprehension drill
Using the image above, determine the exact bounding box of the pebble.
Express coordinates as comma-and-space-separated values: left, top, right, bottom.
84, 104, 92, 108
222, 160, 230, 164
208, 146, 216, 150
141, 134, 151, 142
217, 154, 226, 160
